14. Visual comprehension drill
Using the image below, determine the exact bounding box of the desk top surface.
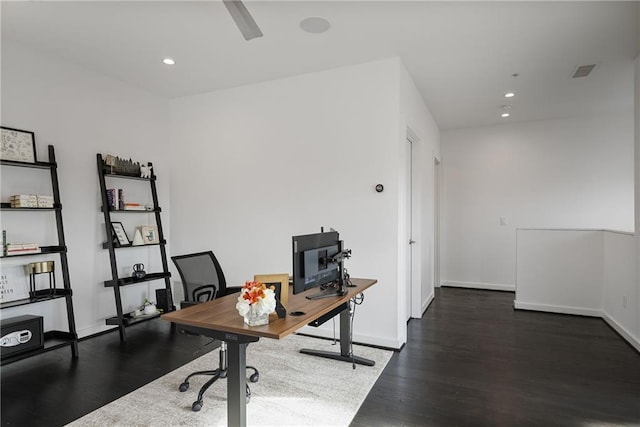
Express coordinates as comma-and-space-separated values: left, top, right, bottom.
162, 278, 376, 340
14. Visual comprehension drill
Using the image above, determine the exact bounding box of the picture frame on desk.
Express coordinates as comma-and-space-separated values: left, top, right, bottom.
1, 127, 36, 163
254, 273, 289, 307
111, 222, 130, 246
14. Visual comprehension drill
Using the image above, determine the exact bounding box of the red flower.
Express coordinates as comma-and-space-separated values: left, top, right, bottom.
241, 281, 268, 305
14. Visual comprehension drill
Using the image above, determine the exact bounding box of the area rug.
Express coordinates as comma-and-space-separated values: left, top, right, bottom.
67, 334, 392, 426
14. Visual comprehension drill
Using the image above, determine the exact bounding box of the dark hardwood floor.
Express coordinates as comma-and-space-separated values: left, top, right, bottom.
1, 323, 217, 426
352, 287, 640, 427
2, 287, 639, 426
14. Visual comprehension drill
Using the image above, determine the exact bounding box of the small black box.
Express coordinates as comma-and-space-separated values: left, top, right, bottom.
1, 315, 44, 359
156, 288, 174, 312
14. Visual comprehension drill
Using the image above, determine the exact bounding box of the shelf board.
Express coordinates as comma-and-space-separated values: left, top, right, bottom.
104, 271, 171, 287
0, 289, 72, 310
102, 240, 166, 250
103, 171, 155, 181
0, 245, 66, 259
105, 311, 162, 326
1, 331, 76, 366
0, 159, 56, 169
1, 205, 60, 211
101, 207, 160, 213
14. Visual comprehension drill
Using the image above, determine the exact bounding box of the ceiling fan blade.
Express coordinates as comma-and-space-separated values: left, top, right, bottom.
223, 0, 263, 41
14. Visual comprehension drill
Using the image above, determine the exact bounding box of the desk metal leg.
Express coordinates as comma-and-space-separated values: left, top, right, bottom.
300, 306, 375, 366
227, 341, 248, 427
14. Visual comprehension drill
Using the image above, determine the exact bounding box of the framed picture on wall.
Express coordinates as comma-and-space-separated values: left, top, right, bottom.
253, 273, 289, 307
111, 222, 130, 246
1, 127, 36, 163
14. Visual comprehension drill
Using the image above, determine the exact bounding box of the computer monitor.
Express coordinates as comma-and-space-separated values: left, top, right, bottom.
292, 230, 344, 299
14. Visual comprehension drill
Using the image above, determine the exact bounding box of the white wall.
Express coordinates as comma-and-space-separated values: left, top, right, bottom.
0, 41, 170, 337
635, 53, 640, 346
170, 58, 436, 349
515, 229, 604, 316
441, 114, 635, 290
602, 231, 638, 348
515, 228, 639, 351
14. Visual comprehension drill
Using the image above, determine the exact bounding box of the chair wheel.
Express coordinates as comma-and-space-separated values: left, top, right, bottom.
249, 372, 259, 383
179, 382, 189, 392
192, 400, 203, 412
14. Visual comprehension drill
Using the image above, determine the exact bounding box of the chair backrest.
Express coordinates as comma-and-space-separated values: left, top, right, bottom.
171, 251, 228, 303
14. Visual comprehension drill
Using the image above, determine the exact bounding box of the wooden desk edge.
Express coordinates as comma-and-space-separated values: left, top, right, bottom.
162, 278, 377, 340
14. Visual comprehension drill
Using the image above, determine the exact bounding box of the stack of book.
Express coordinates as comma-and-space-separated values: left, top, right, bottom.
10, 194, 37, 208
106, 189, 125, 210
5, 242, 40, 256
10, 194, 54, 208
36, 195, 54, 208
123, 203, 146, 211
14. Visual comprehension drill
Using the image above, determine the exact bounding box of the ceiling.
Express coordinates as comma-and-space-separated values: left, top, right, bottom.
2, 1, 638, 130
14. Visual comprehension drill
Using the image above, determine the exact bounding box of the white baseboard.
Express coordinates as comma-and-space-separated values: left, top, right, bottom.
422, 291, 434, 315
602, 312, 640, 353
515, 301, 640, 352
442, 280, 515, 292
513, 301, 601, 317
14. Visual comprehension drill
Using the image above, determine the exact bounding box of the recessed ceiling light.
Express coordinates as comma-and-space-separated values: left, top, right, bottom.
162, 58, 176, 66
501, 113, 510, 118
300, 17, 331, 34
504, 92, 515, 98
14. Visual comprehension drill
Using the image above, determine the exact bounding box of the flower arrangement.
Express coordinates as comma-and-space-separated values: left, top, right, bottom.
236, 281, 276, 323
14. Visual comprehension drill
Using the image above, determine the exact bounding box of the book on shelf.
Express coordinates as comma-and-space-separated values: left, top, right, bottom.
118, 189, 124, 210
10, 194, 38, 208
10, 195, 54, 208
123, 203, 146, 211
5, 242, 41, 256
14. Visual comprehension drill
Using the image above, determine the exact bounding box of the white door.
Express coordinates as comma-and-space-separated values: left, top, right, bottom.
404, 137, 413, 321
434, 157, 441, 288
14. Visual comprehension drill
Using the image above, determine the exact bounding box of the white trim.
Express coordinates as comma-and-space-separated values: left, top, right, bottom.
421, 291, 434, 316
406, 125, 419, 144
515, 302, 640, 352
513, 301, 601, 317
442, 280, 515, 292
517, 228, 635, 237
602, 312, 640, 353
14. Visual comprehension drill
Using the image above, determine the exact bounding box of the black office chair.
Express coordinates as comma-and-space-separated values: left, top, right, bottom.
171, 251, 260, 412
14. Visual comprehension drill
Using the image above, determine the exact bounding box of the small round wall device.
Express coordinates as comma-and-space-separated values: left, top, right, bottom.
375, 184, 384, 193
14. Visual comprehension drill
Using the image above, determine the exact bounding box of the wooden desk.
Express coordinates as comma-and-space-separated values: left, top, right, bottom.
162, 277, 376, 427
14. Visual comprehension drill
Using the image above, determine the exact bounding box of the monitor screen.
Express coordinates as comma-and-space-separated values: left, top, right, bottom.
292, 231, 340, 295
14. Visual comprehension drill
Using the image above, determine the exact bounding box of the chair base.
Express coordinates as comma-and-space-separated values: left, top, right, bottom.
178, 342, 259, 412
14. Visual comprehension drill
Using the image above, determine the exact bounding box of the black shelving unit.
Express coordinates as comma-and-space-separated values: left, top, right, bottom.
97, 154, 174, 341
0, 145, 79, 365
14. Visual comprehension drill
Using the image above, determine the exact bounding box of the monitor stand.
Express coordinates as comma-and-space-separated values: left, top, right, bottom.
305, 282, 346, 300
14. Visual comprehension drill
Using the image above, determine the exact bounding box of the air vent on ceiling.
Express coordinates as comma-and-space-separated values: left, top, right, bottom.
572, 64, 596, 78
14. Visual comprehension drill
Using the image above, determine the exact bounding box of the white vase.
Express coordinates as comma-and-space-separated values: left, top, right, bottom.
243, 305, 269, 326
